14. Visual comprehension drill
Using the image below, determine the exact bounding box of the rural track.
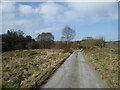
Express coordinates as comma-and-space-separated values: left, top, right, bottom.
40, 50, 108, 88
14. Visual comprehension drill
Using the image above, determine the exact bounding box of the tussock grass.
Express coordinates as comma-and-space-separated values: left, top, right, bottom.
82, 47, 119, 88
2, 49, 70, 88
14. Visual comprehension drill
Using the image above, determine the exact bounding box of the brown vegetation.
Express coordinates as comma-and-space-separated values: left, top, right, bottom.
2, 49, 70, 88
82, 47, 119, 88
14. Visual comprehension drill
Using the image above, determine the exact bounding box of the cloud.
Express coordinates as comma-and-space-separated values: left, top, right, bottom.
65, 2, 118, 23
2, 2, 16, 13
31, 27, 60, 38
0, 3, 1, 34
39, 27, 58, 32
2, 2, 16, 20
35, 2, 66, 23
19, 4, 35, 15
2, 2, 39, 34
34, 2, 118, 24
35, 27, 59, 34
1, 2, 118, 39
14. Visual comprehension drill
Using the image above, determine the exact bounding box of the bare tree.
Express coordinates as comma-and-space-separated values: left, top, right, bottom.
61, 26, 75, 41
60, 26, 76, 53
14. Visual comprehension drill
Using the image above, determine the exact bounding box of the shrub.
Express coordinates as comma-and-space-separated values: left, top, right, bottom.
80, 37, 105, 49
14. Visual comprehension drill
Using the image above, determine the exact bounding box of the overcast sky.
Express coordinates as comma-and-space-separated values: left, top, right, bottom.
1, 2, 118, 41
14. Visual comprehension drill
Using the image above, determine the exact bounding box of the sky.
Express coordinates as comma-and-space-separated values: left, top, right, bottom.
1, 1, 118, 41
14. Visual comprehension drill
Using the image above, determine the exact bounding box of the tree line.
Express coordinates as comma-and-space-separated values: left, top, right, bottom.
1, 30, 36, 52
1, 26, 105, 53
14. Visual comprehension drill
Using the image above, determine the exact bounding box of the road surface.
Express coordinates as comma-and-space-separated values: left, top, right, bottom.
40, 50, 107, 88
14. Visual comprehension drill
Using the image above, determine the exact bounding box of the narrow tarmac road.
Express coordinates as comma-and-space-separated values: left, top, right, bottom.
40, 50, 107, 88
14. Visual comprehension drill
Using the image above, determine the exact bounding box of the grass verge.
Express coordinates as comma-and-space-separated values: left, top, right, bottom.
82, 47, 119, 88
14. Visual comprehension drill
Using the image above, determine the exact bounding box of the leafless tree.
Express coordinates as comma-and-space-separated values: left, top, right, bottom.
60, 26, 76, 53
61, 26, 75, 41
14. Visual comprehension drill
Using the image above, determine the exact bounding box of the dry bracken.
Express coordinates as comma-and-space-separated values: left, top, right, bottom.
2, 49, 70, 88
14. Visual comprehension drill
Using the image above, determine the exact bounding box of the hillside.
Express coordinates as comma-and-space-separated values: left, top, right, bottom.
2, 49, 70, 88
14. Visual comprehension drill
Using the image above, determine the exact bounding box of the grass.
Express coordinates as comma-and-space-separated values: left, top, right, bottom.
82, 47, 119, 88
2, 49, 70, 88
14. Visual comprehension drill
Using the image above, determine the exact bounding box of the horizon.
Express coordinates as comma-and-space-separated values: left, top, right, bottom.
1, 2, 118, 41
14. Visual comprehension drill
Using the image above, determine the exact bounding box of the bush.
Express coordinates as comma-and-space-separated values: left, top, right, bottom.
80, 37, 105, 49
